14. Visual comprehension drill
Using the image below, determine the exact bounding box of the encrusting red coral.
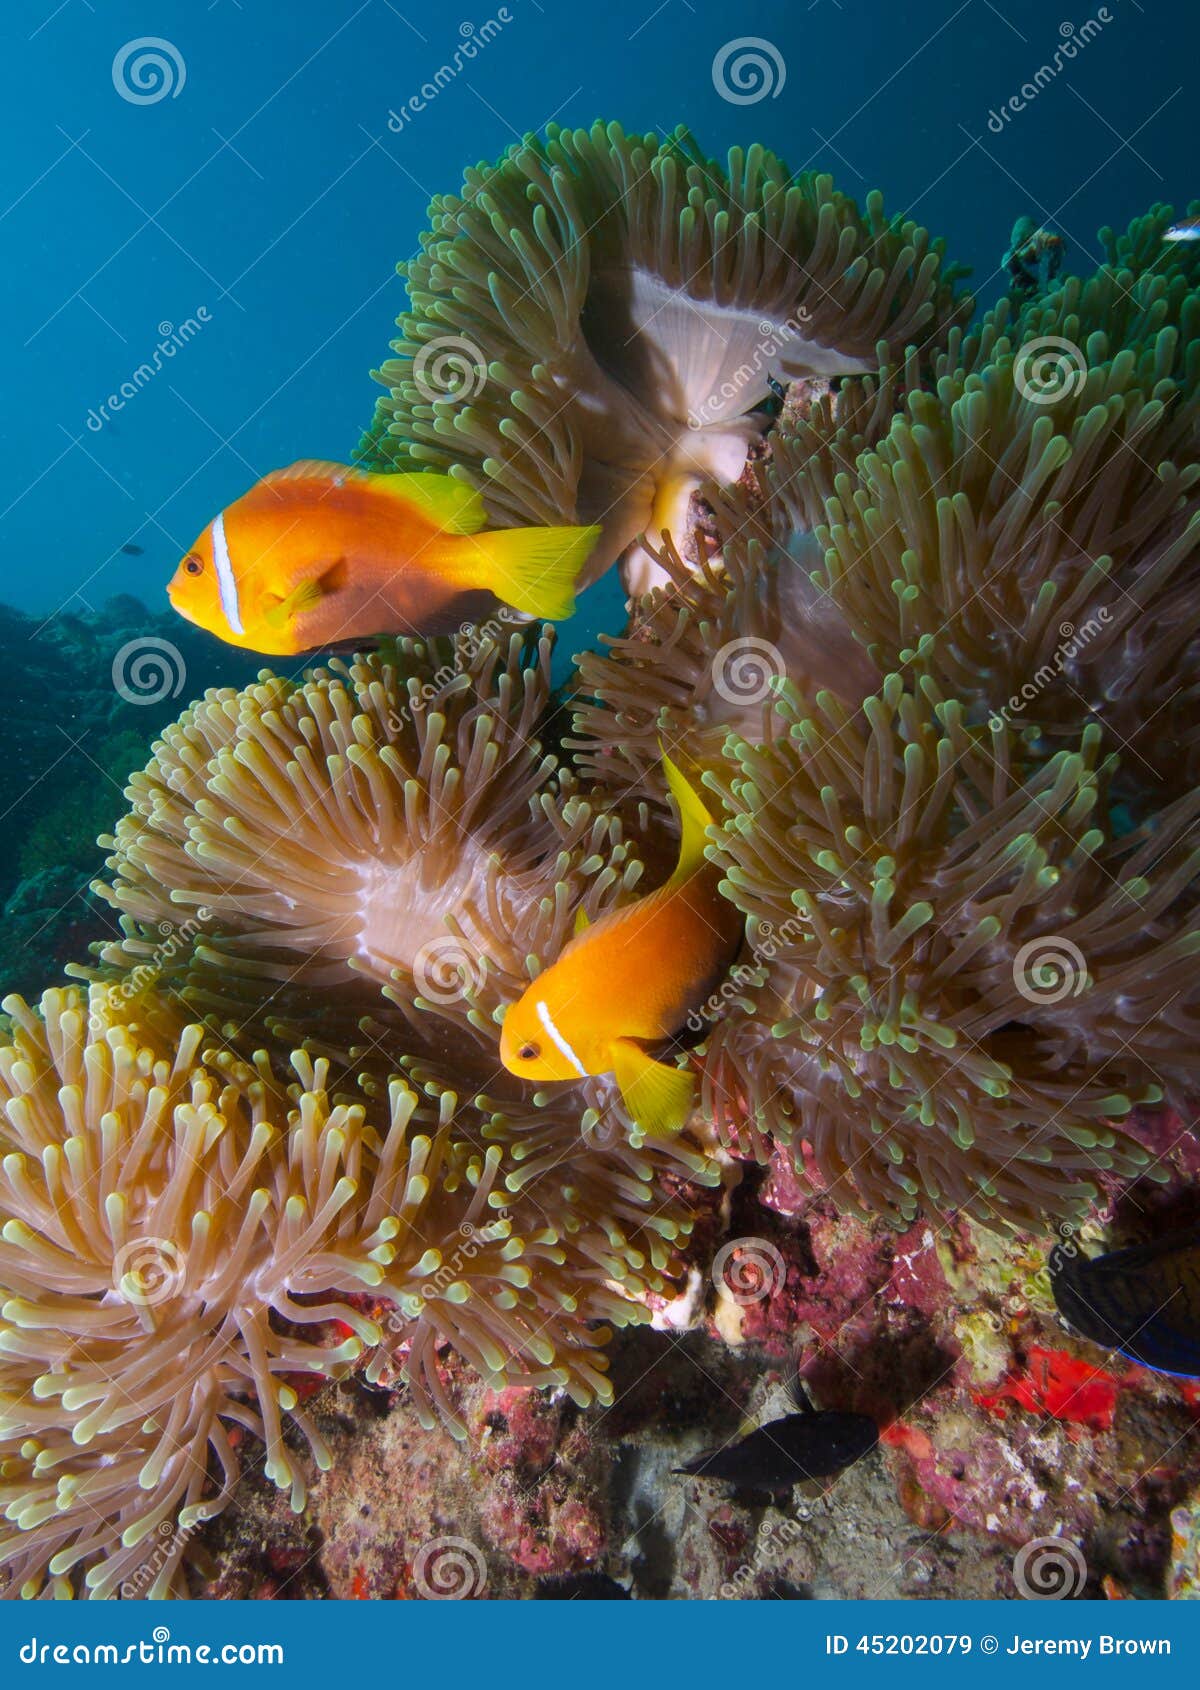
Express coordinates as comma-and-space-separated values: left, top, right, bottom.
974, 1347, 1125, 1435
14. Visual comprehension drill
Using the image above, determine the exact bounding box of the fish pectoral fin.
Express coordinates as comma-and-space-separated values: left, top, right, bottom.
366, 471, 488, 535
262, 571, 337, 631
610, 1040, 694, 1137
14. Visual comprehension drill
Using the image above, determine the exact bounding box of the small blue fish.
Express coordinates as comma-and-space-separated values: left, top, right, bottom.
1050, 1226, 1200, 1379
1164, 217, 1200, 244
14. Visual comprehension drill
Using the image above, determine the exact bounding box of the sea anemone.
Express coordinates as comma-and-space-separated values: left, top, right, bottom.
82, 625, 716, 1344
0, 985, 699, 1597
88, 628, 643, 1047
548, 208, 1200, 1233
569, 490, 878, 816
360, 120, 970, 595
699, 675, 1200, 1229
780, 302, 1200, 810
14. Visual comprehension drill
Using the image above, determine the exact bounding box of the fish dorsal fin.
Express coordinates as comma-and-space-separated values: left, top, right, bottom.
258, 464, 488, 536
364, 471, 488, 535
261, 460, 364, 491
610, 1039, 694, 1137
573, 907, 591, 938
791, 1380, 815, 1416
662, 749, 716, 885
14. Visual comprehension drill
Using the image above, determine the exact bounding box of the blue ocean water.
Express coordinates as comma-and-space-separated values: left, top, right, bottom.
1, 0, 1193, 625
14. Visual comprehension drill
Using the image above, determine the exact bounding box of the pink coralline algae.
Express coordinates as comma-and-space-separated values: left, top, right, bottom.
679, 1107, 1200, 1591
474, 1388, 606, 1578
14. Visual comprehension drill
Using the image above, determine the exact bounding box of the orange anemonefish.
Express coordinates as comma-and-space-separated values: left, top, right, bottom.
499, 753, 744, 1136
166, 461, 601, 655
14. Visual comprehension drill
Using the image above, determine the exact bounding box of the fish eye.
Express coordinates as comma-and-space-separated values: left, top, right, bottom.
183, 553, 204, 575
518, 1042, 540, 1062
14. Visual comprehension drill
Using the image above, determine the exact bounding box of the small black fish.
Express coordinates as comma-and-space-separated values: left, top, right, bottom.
1050, 1226, 1200, 1379
120, 542, 145, 556
675, 1384, 878, 1493
535, 1572, 631, 1600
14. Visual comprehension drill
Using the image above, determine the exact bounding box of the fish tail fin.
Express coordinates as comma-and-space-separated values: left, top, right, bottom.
661, 747, 717, 883
611, 1039, 695, 1137
456, 524, 600, 622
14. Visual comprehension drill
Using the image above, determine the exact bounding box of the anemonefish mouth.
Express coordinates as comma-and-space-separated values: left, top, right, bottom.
165, 586, 196, 625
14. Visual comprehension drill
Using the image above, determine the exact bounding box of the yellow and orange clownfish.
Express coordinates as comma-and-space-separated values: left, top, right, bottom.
499, 754, 744, 1136
167, 461, 600, 656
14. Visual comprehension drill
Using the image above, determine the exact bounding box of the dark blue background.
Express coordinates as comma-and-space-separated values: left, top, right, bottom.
1, 0, 1193, 618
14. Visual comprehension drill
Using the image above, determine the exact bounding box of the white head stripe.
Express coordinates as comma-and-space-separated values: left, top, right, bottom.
211, 511, 244, 635
536, 999, 587, 1079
